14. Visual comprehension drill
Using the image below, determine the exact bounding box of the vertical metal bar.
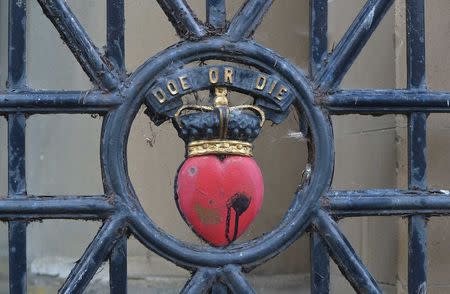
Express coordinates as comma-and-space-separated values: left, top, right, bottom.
407, 113, 428, 294
206, 0, 226, 30
7, 114, 26, 200
211, 281, 228, 294
8, 221, 27, 294
109, 236, 127, 294
7, 114, 27, 294
7, 113, 26, 196
310, 232, 330, 294
8, 114, 27, 294
408, 213, 427, 294
107, 0, 125, 72
107, 1, 127, 292
408, 114, 427, 189
406, 0, 426, 90
406, 0, 427, 293
8, 0, 26, 89
309, 2, 330, 292
7, 1, 27, 293
309, 0, 328, 78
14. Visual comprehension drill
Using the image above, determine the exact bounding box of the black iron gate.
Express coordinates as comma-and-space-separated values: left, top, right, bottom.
2, 0, 447, 293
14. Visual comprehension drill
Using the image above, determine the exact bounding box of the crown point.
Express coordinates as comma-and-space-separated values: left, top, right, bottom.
214, 87, 229, 107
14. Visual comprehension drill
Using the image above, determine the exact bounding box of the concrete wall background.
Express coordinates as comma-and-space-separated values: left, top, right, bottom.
0, 0, 448, 293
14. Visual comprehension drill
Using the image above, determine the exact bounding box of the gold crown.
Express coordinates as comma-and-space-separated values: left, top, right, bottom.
174, 88, 265, 157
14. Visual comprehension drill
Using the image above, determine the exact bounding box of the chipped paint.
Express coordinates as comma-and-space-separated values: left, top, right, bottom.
194, 203, 221, 225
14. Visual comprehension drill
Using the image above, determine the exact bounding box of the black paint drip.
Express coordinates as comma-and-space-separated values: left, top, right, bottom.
225, 194, 251, 243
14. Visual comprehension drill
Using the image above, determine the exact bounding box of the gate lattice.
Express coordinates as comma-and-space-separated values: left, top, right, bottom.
2, 0, 445, 293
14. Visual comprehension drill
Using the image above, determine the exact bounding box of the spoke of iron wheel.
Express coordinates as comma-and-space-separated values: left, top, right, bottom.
221, 265, 256, 294
211, 281, 229, 293
37, 0, 120, 91
180, 268, 216, 294
59, 216, 127, 294
207, 0, 226, 30
157, 0, 206, 40
315, 0, 394, 91
314, 210, 382, 294
107, 0, 125, 72
227, 0, 274, 41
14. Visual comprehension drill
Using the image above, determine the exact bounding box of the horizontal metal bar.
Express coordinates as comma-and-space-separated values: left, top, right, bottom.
0, 91, 122, 113
37, 0, 120, 91
325, 190, 450, 216
314, 210, 382, 293
323, 89, 450, 114
0, 196, 114, 220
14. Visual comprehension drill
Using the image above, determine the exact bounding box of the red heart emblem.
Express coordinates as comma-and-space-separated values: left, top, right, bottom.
176, 155, 264, 247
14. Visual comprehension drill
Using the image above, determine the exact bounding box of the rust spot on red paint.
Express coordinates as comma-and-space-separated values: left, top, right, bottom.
194, 203, 221, 225
189, 167, 197, 176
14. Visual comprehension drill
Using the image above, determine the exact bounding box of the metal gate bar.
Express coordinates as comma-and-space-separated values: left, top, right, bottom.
325, 90, 450, 114
7, 1, 27, 293
309, 1, 330, 293
8, 113, 27, 293
406, 0, 428, 292
1, 0, 449, 293
309, 0, 432, 293
106, 1, 127, 293
326, 190, 450, 216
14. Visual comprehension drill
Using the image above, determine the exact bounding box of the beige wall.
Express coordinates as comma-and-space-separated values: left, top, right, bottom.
0, 0, 449, 293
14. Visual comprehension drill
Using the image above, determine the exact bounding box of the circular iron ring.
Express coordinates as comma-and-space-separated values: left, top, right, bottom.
101, 38, 334, 270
